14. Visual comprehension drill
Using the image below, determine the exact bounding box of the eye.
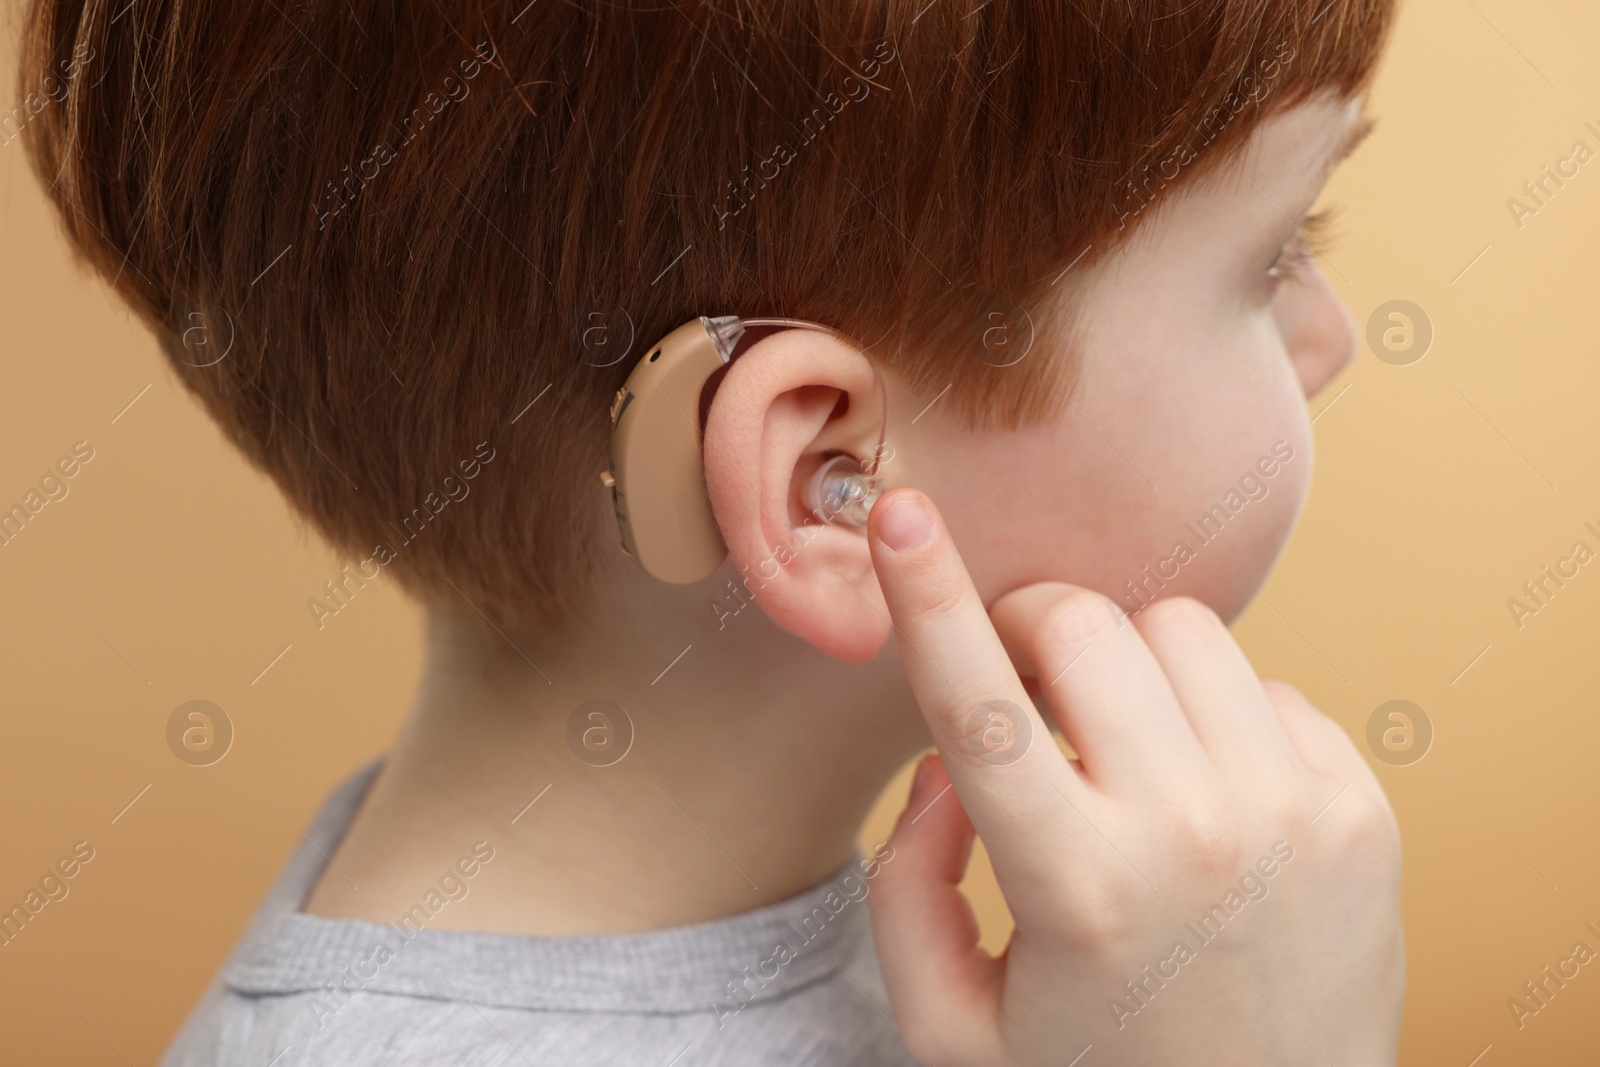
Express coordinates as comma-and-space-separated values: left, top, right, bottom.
1266, 206, 1342, 285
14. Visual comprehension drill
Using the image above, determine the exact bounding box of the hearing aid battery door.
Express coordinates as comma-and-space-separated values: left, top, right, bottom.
607, 318, 733, 584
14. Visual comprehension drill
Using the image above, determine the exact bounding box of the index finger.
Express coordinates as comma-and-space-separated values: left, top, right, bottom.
867, 488, 1083, 876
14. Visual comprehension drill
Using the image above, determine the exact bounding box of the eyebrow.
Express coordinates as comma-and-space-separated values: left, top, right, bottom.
1287, 112, 1377, 214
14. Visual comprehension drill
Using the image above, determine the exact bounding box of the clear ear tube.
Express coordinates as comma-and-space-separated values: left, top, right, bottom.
807, 453, 884, 526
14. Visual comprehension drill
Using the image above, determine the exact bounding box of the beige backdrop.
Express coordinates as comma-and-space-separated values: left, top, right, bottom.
4, 0, 1600, 1062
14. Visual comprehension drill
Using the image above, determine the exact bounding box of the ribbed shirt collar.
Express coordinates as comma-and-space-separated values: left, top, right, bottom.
223, 761, 875, 1015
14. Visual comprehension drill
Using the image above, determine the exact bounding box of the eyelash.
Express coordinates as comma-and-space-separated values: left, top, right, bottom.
1266, 206, 1341, 284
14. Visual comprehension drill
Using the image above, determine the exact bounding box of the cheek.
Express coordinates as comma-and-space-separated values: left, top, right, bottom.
1131, 353, 1313, 621
1177, 432, 1311, 620
918, 335, 1312, 624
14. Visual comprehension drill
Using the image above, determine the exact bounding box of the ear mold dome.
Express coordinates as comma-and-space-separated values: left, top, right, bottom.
805, 454, 883, 527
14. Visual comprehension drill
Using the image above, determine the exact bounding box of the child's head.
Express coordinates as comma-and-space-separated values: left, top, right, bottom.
17, 1, 1393, 658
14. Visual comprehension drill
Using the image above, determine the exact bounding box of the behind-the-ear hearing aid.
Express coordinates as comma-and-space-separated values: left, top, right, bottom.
598, 315, 888, 585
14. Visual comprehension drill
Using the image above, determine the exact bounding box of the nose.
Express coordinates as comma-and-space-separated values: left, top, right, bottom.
1278, 262, 1356, 400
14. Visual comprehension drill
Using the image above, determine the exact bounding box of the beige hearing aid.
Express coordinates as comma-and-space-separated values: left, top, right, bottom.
599, 315, 888, 584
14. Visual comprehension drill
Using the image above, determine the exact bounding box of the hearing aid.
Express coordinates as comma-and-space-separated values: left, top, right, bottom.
805, 454, 884, 526
599, 315, 889, 585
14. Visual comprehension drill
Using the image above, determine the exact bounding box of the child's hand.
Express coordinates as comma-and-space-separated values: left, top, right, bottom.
864, 488, 1404, 1067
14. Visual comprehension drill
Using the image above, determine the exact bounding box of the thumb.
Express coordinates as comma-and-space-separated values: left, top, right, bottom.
867, 753, 1001, 1061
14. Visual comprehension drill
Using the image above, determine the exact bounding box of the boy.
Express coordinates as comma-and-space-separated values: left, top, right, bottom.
17, 0, 1403, 1062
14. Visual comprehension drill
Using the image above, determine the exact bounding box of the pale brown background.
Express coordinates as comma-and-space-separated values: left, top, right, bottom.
4, 0, 1599, 1062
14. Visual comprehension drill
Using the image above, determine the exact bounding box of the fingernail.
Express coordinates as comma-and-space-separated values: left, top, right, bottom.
877, 494, 931, 553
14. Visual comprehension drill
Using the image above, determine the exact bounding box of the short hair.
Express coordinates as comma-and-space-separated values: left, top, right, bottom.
15, 0, 1393, 635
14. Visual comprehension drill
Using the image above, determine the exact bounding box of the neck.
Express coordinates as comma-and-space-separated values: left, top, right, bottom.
303, 565, 925, 935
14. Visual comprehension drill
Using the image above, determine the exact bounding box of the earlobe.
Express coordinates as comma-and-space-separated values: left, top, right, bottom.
701, 328, 894, 664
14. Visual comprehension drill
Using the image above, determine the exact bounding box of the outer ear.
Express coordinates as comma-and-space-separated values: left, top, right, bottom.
701, 328, 892, 664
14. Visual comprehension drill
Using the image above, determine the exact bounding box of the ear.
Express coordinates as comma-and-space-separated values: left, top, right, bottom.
701, 328, 892, 664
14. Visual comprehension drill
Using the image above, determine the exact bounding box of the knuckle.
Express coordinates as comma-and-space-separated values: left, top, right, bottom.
909, 579, 967, 628
924, 699, 974, 750
1061, 883, 1144, 950
1325, 785, 1402, 865
1036, 589, 1121, 660
940, 690, 1033, 768
1137, 594, 1222, 638
1169, 798, 1246, 879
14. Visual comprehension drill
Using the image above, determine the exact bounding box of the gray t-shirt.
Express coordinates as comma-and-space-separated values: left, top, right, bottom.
160, 762, 921, 1066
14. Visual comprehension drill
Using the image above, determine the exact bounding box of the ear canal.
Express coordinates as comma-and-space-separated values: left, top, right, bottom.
805, 454, 884, 527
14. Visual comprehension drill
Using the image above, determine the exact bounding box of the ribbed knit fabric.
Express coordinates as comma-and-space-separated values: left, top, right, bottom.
160, 761, 921, 1066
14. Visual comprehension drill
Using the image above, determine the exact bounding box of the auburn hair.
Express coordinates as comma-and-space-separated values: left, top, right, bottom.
15, 0, 1394, 635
